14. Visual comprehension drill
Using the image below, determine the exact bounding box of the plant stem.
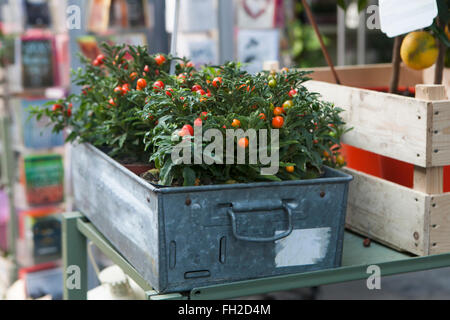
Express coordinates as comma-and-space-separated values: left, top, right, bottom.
434, 17, 447, 85
389, 36, 403, 94
301, 0, 341, 84
435, 37, 446, 85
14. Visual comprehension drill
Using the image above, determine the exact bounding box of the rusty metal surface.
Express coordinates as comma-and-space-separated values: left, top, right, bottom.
72, 143, 352, 293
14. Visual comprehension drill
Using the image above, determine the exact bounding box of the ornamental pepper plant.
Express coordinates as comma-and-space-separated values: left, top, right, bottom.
30, 43, 175, 163
30, 43, 348, 187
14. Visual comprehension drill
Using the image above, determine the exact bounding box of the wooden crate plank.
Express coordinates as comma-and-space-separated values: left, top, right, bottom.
414, 166, 444, 194
413, 85, 445, 192
423, 66, 450, 98
431, 101, 450, 166
307, 64, 423, 87
416, 85, 447, 100
343, 168, 428, 256
429, 193, 450, 255
305, 80, 430, 167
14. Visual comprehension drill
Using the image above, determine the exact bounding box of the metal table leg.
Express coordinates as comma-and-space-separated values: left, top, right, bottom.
62, 212, 164, 300
63, 212, 88, 300
0, 114, 18, 283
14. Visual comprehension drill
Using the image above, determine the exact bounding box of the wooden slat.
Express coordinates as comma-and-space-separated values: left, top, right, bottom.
413, 166, 444, 194
413, 85, 445, 193
307, 63, 423, 88
343, 168, 429, 256
431, 100, 450, 166
429, 193, 450, 255
305, 80, 430, 167
422, 66, 450, 98
305, 66, 450, 168
416, 85, 447, 100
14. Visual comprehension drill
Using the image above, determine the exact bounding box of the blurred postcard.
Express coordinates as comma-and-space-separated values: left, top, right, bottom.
237, 29, 279, 74
87, 0, 112, 34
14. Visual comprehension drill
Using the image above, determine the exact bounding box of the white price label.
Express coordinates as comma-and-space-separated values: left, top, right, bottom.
379, 0, 438, 38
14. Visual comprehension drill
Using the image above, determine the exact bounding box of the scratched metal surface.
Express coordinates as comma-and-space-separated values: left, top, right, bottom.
71, 143, 161, 289
72, 143, 352, 293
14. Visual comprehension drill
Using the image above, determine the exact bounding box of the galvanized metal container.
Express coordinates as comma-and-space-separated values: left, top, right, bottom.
72, 143, 353, 293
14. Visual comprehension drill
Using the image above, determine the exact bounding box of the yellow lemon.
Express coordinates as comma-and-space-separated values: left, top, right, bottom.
400, 31, 439, 70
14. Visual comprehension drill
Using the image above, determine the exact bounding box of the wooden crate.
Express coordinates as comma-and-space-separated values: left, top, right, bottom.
303, 64, 450, 256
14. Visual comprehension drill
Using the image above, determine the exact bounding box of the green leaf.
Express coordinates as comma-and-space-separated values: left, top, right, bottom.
337, 0, 347, 10
337, 0, 367, 12
357, 0, 368, 12
437, 0, 450, 25
119, 134, 127, 148
160, 158, 174, 185
182, 167, 197, 186
258, 175, 282, 182
431, 21, 450, 47
66, 131, 78, 142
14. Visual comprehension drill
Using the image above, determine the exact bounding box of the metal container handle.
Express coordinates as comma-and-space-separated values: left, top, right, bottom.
227, 203, 293, 243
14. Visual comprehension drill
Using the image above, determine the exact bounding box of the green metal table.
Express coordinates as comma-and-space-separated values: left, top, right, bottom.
63, 212, 450, 300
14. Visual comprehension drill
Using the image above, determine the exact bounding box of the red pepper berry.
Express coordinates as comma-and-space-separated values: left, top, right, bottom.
137, 78, 147, 90
165, 88, 174, 97
192, 84, 203, 92
96, 54, 105, 63
52, 104, 63, 112
194, 118, 202, 127
289, 89, 298, 97
122, 83, 131, 95
130, 72, 138, 80
179, 124, 194, 137
153, 80, 165, 90
212, 77, 223, 88
155, 54, 166, 66
109, 98, 116, 107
